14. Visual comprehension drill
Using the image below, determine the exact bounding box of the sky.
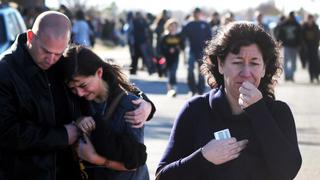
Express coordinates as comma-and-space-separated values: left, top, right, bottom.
46, 0, 320, 14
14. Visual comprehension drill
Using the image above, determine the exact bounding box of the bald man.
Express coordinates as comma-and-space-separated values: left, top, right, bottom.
0, 11, 155, 180
0, 11, 83, 180
28, 11, 71, 70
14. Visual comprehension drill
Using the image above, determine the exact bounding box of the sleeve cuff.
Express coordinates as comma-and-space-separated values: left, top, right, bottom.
180, 148, 216, 173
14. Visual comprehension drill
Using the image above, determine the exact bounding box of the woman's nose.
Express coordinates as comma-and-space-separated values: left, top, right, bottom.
76, 88, 86, 97
240, 65, 251, 77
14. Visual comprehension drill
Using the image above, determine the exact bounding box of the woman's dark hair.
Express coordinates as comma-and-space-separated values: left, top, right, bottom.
201, 21, 282, 99
60, 45, 135, 97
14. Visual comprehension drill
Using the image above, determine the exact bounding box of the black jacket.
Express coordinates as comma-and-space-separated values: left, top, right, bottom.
278, 19, 302, 47
157, 88, 301, 180
0, 33, 82, 180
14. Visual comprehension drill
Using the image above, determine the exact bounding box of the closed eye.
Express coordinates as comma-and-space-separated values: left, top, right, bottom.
250, 58, 263, 66
232, 61, 243, 65
251, 62, 261, 66
79, 83, 87, 88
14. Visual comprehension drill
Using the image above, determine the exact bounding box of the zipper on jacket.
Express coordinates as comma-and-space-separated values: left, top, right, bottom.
43, 70, 57, 180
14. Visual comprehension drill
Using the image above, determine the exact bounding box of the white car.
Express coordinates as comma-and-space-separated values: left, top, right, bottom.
0, 4, 27, 54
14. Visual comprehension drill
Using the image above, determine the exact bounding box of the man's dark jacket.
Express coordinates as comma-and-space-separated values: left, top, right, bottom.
0, 33, 82, 180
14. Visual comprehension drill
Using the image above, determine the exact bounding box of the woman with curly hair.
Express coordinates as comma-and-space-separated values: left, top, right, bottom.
156, 22, 301, 180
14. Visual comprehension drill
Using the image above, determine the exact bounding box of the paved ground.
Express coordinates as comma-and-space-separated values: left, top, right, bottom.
93, 42, 320, 180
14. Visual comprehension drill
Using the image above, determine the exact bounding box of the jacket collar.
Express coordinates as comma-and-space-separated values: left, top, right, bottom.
208, 86, 234, 119
11, 33, 44, 78
209, 86, 273, 119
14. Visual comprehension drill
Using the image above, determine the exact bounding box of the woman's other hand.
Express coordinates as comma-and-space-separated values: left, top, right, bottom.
76, 134, 98, 163
76, 134, 133, 171
75, 116, 96, 134
201, 138, 249, 165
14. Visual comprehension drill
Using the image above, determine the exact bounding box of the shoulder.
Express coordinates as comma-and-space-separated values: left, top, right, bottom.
0, 56, 10, 70
1, 34, 27, 71
268, 99, 292, 113
200, 20, 210, 25
0, 53, 15, 81
0, 44, 16, 65
188, 93, 210, 106
178, 92, 211, 118
257, 97, 293, 121
118, 92, 140, 110
171, 93, 212, 139
184, 21, 196, 28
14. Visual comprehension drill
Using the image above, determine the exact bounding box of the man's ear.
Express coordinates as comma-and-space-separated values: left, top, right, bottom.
217, 58, 224, 75
26, 30, 34, 45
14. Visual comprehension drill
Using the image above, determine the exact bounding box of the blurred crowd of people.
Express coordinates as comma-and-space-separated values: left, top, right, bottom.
119, 8, 319, 97
20, 4, 123, 48
18, 5, 320, 96
274, 11, 320, 83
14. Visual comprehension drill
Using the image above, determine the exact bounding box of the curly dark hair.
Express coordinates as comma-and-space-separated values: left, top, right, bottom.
201, 22, 282, 99
59, 45, 135, 98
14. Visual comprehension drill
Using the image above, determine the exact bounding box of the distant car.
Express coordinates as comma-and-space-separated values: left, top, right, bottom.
0, 4, 27, 54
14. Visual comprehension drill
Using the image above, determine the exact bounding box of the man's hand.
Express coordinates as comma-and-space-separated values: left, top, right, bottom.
238, 81, 263, 109
64, 123, 79, 145
124, 98, 152, 128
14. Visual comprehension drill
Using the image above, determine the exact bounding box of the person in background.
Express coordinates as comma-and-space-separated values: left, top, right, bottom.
58, 4, 73, 20
130, 12, 156, 75
222, 11, 235, 25
155, 10, 170, 55
277, 11, 302, 81
301, 14, 320, 83
181, 7, 212, 95
72, 10, 92, 47
156, 22, 301, 180
159, 18, 184, 97
86, 15, 96, 47
273, 14, 286, 41
254, 11, 270, 34
209, 11, 221, 36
